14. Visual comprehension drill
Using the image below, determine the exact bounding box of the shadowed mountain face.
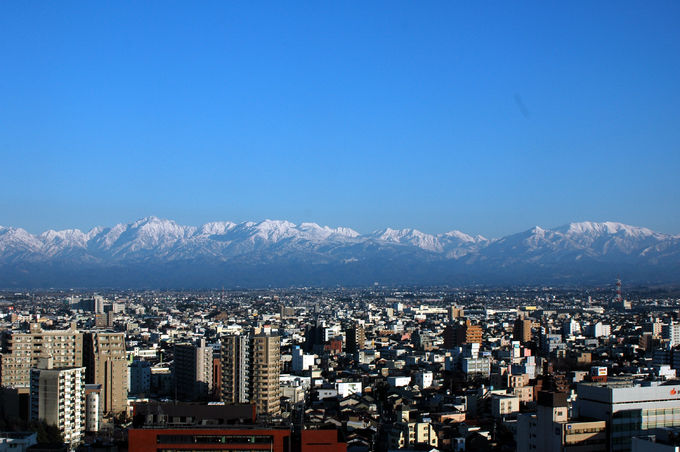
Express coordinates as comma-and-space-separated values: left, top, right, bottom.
0, 217, 678, 288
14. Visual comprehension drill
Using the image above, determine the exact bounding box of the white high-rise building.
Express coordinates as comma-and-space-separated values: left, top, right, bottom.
662, 323, 680, 347
30, 360, 86, 447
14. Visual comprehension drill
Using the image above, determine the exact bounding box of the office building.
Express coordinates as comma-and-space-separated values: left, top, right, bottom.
129, 360, 151, 396
128, 403, 345, 452
663, 323, 680, 347
576, 381, 680, 452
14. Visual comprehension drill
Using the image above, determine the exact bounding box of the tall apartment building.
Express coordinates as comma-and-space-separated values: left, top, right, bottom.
0, 323, 82, 388
30, 359, 86, 447
662, 322, 680, 347
221, 334, 280, 417
222, 335, 250, 404
174, 339, 213, 401
448, 305, 464, 321
83, 332, 128, 416
443, 320, 482, 348
345, 325, 365, 354
513, 318, 533, 343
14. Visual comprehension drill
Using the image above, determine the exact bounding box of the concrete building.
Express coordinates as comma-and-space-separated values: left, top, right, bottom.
291, 345, 315, 372
84, 384, 102, 433
250, 334, 280, 417
387, 422, 438, 449
491, 394, 519, 419
462, 356, 491, 378
540, 333, 565, 356
448, 305, 464, 321
222, 335, 251, 405
30, 360, 86, 447
576, 381, 680, 452
0, 323, 82, 388
129, 360, 151, 396
387, 376, 411, 388
663, 323, 680, 347
336, 382, 362, 398
444, 320, 483, 348
221, 334, 280, 417
514, 319, 533, 343
83, 331, 128, 415
345, 325, 365, 354
174, 339, 213, 401
632, 428, 680, 452
414, 371, 433, 389
0, 432, 37, 451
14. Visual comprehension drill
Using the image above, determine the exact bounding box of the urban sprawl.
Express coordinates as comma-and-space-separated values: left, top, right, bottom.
0, 284, 680, 451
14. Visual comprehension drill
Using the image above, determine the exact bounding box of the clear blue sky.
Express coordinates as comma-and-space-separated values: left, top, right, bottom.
1, 2, 679, 237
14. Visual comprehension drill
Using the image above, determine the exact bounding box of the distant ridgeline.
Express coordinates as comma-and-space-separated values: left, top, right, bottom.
0, 217, 678, 288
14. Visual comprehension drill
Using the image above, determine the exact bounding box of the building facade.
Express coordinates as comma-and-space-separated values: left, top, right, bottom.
174, 339, 213, 401
222, 334, 281, 417
0, 323, 82, 388
83, 331, 128, 416
30, 363, 86, 447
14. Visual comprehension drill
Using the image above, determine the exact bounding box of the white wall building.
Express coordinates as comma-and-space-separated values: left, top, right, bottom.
30, 363, 86, 447
336, 381, 362, 398
414, 371, 433, 389
387, 376, 412, 388
576, 382, 680, 452
291, 346, 315, 372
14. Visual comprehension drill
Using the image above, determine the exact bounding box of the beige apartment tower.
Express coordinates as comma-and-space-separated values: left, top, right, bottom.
0, 323, 83, 388
83, 332, 128, 416
221, 334, 280, 417
250, 334, 280, 417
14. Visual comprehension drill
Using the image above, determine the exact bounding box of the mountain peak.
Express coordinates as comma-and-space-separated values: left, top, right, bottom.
0, 217, 677, 287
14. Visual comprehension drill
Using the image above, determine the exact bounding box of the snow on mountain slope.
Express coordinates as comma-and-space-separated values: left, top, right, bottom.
0, 226, 43, 261
0, 219, 677, 279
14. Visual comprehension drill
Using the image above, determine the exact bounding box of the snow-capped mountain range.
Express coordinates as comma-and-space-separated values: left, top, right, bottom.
0, 217, 678, 287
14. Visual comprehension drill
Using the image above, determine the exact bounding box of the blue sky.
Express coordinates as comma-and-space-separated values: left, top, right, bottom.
1, 1, 679, 237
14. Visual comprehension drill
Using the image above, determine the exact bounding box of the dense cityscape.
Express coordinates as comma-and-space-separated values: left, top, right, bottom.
1, 283, 680, 451
2, 2, 679, 452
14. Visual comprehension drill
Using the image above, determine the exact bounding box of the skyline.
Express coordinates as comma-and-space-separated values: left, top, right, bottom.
1, 2, 679, 237
0, 214, 678, 240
